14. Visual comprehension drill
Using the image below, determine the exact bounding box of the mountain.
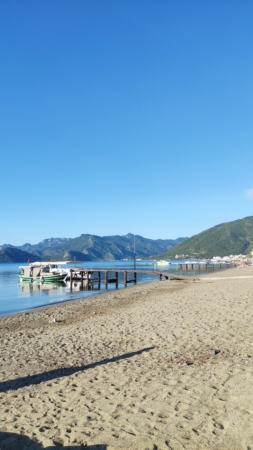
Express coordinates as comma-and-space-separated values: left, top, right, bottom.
0, 244, 15, 250
0, 234, 188, 262
18, 238, 71, 255
45, 233, 187, 261
0, 248, 40, 263
155, 216, 253, 259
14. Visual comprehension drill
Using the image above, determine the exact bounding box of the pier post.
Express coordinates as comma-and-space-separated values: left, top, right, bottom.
85, 271, 90, 290
124, 271, 127, 286
98, 271, 101, 289
105, 271, 108, 289
115, 271, 118, 289
134, 272, 137, 284
70, 269, 73, 292
81, 270, 83, 289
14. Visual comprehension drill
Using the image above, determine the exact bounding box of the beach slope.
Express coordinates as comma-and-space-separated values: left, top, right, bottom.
1, 267, 253, 449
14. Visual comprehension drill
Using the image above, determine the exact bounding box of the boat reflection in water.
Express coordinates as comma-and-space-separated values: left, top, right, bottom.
20, 281, 65, 295
64, 279, 102, 292
65, 280, 88, 292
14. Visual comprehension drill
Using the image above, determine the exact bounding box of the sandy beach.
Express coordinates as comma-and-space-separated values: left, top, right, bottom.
1, 267, 253, 449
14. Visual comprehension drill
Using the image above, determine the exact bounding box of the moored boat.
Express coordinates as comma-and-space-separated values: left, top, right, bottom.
47, 261, 89, 282
18, 263, 67, 283
18, 261, 90, 283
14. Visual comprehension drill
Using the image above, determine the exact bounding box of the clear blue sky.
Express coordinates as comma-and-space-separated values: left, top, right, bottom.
1, 0, 253, 245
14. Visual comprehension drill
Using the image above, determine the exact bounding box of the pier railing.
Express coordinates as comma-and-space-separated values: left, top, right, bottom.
178, 262, 234, 271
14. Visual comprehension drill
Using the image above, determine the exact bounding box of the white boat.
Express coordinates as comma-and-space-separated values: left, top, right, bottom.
156, 260, 170, 266
46, 261, 91, 282
18, 261, 89, 283
18, 262, 67, 283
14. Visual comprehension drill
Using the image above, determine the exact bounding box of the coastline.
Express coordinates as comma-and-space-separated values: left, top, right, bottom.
1, 267, 253, 449
0, 261, 231, 318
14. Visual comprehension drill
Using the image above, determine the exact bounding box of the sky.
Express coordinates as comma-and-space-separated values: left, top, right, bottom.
1, 0, 253, 245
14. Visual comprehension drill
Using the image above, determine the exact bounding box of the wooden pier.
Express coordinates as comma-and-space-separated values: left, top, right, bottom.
178, 262, 234, 271
69, 269, 192, 292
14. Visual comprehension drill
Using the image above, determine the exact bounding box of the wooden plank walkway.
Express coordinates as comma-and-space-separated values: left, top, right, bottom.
69, 268, 194, 291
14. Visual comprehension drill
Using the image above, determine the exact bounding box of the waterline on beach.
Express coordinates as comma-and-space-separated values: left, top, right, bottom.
0, 260, 232, 317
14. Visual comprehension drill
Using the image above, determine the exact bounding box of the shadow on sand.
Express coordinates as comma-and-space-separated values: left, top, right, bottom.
0, 430, 107, 449
0, 346, 155, 393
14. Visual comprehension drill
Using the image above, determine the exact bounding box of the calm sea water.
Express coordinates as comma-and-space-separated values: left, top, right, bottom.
0, 261, 230, 317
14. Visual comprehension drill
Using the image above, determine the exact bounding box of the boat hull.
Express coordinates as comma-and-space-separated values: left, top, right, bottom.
18, 274, 66, 283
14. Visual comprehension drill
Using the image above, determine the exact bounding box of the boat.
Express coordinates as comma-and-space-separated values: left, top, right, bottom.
47, 261, 91, 282
18, 263, 67, 283
37, 261, 92, 282
155, 260, 170, 266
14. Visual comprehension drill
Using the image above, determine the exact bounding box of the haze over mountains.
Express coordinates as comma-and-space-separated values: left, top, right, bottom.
0, 234, 187, 262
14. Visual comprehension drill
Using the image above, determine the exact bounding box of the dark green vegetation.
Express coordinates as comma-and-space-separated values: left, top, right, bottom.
156, 216, 253, 259
0, 234, 187, 262
0, 248, 39, 263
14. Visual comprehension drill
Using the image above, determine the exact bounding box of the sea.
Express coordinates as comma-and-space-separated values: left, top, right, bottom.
0, 260, 232, 317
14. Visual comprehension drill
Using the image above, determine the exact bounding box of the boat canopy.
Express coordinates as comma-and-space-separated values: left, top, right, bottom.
19, 261, 83, 268
32, 261, 83, 265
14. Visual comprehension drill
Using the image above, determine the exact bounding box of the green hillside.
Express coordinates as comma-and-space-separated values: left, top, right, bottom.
155, 216, 253, 259
0, 248, 39, 263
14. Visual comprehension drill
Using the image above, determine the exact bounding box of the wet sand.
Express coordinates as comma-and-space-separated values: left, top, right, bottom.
1, 267, 253, 449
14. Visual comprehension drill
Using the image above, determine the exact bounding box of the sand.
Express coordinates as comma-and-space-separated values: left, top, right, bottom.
1, 267, 253, 449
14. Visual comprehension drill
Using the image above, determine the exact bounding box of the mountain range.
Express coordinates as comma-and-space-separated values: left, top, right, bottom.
0, 234, 187, 262
2, 216, 253, 263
